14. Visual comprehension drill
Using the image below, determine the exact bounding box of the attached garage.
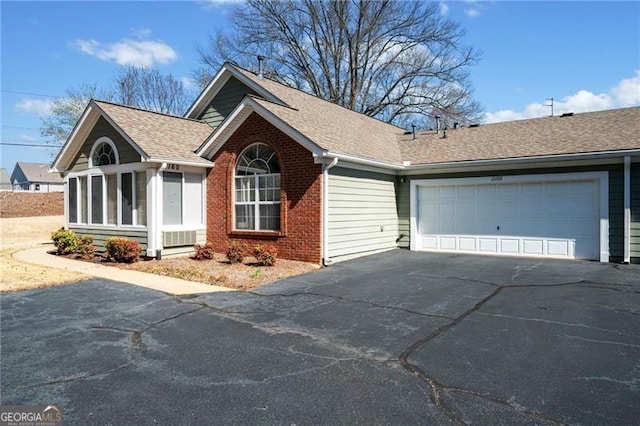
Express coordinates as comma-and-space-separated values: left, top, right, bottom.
410, 172, 609, 261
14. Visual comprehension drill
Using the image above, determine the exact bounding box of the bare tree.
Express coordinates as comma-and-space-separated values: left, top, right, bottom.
41, 83, 113, 146
42, 68, 192, 147
114, 67, 191, 116
195, 0, 483, 128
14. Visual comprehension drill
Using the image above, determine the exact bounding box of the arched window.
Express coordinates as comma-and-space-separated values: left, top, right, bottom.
89, 137, 119, 167
234, 144, 280, 231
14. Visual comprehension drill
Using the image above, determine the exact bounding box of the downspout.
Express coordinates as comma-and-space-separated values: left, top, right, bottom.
322, 157, 339, 266
623, 156, 631, 263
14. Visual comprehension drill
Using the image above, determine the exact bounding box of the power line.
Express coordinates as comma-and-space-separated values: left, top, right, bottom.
0, 143, 62, 148
1, 125, 41, 130
1, 89, 60, 98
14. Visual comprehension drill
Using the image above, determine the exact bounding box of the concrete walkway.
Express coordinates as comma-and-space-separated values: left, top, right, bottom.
12, 246, 234, 295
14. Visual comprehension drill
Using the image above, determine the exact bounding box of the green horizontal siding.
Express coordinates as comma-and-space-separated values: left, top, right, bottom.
70, 227, 148, 251
328, 167, 399, 261
198, 77, 256, 129
70, 117, 141, 172
397, 165, 625, 260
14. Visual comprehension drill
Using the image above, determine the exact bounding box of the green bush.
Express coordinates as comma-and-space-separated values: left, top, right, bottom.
104, 237, 141, 263
225, 242, 246, 263
76, 235, 97, 260
253, 244, 278, 266
193, 242, 216, 260
51, 228, 78, 255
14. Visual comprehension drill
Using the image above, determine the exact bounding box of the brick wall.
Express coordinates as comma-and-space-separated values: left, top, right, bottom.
0, 192, 64, 218
207, 113, 323, 263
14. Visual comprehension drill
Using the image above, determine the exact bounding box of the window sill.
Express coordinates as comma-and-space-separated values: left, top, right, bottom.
230, 230, 285, 238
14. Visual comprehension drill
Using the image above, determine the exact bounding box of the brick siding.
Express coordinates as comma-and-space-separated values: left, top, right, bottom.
206, 113, 323, 263
0, 192, 64, 218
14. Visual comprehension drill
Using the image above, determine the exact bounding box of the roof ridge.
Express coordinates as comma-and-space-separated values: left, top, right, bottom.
478, 106, 640, 127
227, 62, 406, 133
92, 99, 210, 125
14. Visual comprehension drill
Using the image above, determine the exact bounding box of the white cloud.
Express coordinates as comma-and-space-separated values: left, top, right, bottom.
201, 0, 244, 8
72, 37, 177, 67
610, 70, 640, 106
484, 70, 640, 123
19, 134, 38, 142
439, 2, 449, 16
181, 76, 198, 91
15, 99, 54, 117
464, 8, 481, 18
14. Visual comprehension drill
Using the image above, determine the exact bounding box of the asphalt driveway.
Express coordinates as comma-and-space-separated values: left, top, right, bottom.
2, 250, 639, 425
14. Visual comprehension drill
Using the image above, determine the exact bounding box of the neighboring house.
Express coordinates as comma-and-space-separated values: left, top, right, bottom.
51, 62, 640, 264
0, 168, 11, 191
10, 162, 64, 192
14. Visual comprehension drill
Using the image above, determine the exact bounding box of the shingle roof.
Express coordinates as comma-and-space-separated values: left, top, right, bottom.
397, 107, 640, 165
94, 101, 214, 166
231, 66, 406, 164
227, 65, 639, 166
15, 162, 63, 183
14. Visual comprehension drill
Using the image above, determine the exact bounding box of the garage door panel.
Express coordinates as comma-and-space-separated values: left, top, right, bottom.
415, 176, 601, 260
571, 180, 596, 195
477, 185, 496, 198
496, 200, 519, 216
568, 199, 596, 216
523, 239, 544, 255
546, 182, 569, 198
500, 239, 520, 254
438, 219, 456, 234
439, 186, 456, 198
547, 240, 572, 257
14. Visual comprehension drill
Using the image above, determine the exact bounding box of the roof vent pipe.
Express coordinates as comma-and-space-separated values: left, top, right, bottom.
435, 115, 441, 135
411, 124, 416, 141
257, 55, 265, 79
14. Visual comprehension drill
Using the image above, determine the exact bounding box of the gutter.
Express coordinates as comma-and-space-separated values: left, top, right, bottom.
402, 149, 640, 173
321, 157, 339, 266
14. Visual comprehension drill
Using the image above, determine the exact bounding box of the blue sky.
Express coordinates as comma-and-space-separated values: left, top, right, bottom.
1, 1, 639, 172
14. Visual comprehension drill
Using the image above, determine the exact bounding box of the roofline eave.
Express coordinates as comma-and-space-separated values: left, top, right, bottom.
402, 149, 640, 174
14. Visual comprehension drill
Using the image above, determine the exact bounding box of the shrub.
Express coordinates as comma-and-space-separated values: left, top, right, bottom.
76, 235, 97, 260
51, 228, 78, 255
226, 242, 246, 263
193, 242, 216, 260
253, 244, 278, 266
104, 237, 141, 263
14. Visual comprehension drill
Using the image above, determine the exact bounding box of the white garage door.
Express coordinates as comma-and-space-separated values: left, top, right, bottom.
413, 173, 606, 260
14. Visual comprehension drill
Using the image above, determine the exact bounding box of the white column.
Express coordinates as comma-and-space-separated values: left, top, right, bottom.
624, 156, 631, 263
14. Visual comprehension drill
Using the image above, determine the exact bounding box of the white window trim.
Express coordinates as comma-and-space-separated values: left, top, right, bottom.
161, 171, 206, 230
88, 136, 120, 168
68, 169, 147, 229
233, 173, 281, 231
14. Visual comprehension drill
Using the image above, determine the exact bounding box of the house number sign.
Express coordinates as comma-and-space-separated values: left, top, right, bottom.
167, 164, 180, 171
490, 176, 503, 182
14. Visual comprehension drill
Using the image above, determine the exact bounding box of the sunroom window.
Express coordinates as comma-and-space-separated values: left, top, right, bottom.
234, 144, 281, 231
68, 171, 146, 227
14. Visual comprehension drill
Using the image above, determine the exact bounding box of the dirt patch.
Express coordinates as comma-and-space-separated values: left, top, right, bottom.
0, 192, 64, 218
1, 215, 64, 249
65, 251, 320, 291
0, 216, 84, 293
0, 246, 86, 293
2, 215, 320, 293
